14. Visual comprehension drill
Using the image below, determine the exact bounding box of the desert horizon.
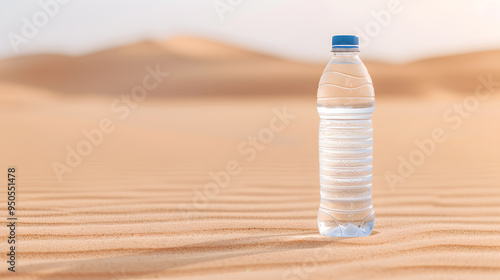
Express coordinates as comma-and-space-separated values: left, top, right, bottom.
2, 36, 500, 101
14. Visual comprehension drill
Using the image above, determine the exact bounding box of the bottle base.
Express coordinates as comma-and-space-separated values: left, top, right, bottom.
318, 211, 374, 237
318, 221, 374, 237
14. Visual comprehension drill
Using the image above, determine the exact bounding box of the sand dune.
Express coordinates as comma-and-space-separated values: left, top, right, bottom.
1, 36, 499, 99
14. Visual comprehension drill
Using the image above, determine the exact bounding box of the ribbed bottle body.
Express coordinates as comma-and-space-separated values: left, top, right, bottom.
317, 53, 375, 237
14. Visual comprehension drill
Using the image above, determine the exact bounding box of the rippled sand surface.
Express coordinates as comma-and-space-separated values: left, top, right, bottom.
1, 91, 500, 279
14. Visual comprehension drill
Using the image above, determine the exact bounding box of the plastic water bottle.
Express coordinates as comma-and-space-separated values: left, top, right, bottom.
317, 35, 375, 237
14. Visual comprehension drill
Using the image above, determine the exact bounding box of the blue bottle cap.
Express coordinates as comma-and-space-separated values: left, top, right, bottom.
332, 35, 359, 51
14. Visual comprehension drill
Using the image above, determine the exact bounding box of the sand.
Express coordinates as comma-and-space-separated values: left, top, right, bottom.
1, 37, 500, 279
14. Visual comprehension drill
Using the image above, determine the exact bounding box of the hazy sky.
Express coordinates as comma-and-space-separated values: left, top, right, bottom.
1, 0, 500, 63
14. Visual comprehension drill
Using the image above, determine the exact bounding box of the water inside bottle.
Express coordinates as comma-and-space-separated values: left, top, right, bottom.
317, 52, 375, 237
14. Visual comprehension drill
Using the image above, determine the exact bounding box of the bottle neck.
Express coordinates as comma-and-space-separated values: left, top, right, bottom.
332, 51, 359, 57
330, 51, 361, 64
